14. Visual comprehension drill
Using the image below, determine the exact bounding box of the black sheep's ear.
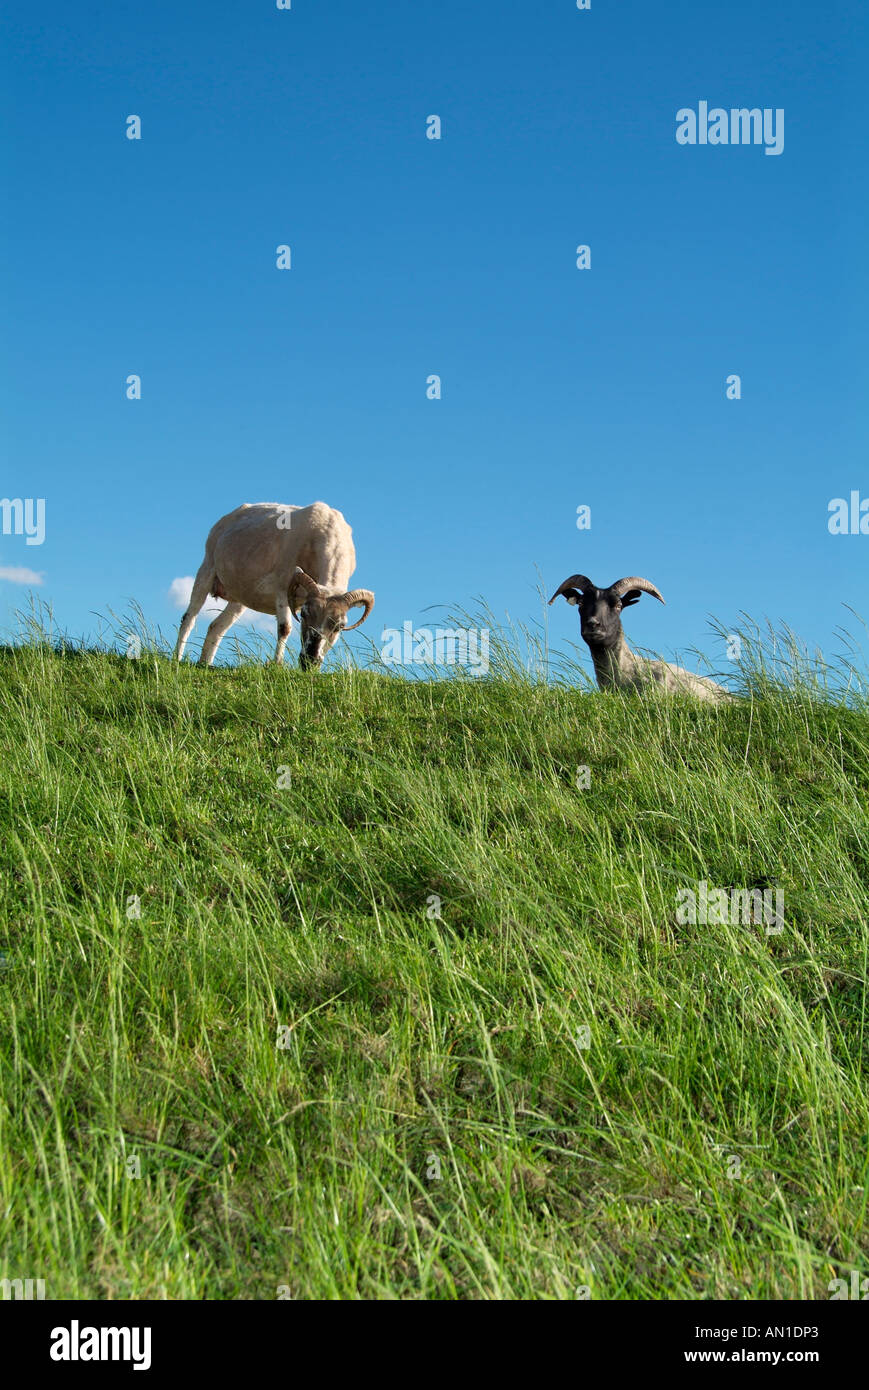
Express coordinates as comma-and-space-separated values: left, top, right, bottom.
619, 591, 642, 607
562, 588, 582, 606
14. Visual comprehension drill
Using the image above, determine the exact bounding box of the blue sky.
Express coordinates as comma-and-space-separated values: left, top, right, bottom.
2, 0, 867, 675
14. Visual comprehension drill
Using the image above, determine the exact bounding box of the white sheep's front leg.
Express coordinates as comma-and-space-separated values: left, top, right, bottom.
273, 596, 292, 665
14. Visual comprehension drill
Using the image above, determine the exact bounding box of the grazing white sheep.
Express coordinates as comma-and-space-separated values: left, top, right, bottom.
549, 573, 734, 702
174, 502, 374, 669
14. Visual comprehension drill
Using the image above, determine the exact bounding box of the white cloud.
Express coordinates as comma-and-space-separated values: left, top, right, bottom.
0, 565, 44, 585
168, 575, 222, 616
167, 577, 275, 630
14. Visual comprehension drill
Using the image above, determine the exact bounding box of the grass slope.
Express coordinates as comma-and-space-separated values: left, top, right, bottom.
0, 643, 867, 1299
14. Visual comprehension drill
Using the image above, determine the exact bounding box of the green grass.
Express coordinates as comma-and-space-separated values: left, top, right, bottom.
0, 628, 867, 1299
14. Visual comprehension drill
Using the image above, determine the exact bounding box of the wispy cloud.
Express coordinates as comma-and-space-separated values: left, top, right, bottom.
168, 577, 275, 629
0, 565, 44, 585
168, 575, 223, 616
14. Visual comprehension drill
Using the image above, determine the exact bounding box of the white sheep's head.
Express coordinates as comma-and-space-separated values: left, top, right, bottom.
288, 567, 375, 669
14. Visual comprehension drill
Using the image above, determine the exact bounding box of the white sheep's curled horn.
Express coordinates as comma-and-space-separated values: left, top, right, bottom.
342, 589, 375, 630
288, 567, 321, 616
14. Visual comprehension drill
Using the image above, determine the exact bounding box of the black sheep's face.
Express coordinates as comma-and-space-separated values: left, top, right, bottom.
551, 574, 659, 645
565, 587, 630, 649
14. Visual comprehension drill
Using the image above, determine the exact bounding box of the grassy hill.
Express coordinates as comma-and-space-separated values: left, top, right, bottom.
0, 637, 867, 1299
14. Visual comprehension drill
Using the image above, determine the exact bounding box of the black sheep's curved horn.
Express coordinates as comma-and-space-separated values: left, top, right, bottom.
548, 574, 594, 605
609, 576, 665, 604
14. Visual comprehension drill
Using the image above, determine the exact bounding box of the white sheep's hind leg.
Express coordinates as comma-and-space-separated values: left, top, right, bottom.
175, 562, 215, 661
273, 596, 292, 665
199, 601, 245, 667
